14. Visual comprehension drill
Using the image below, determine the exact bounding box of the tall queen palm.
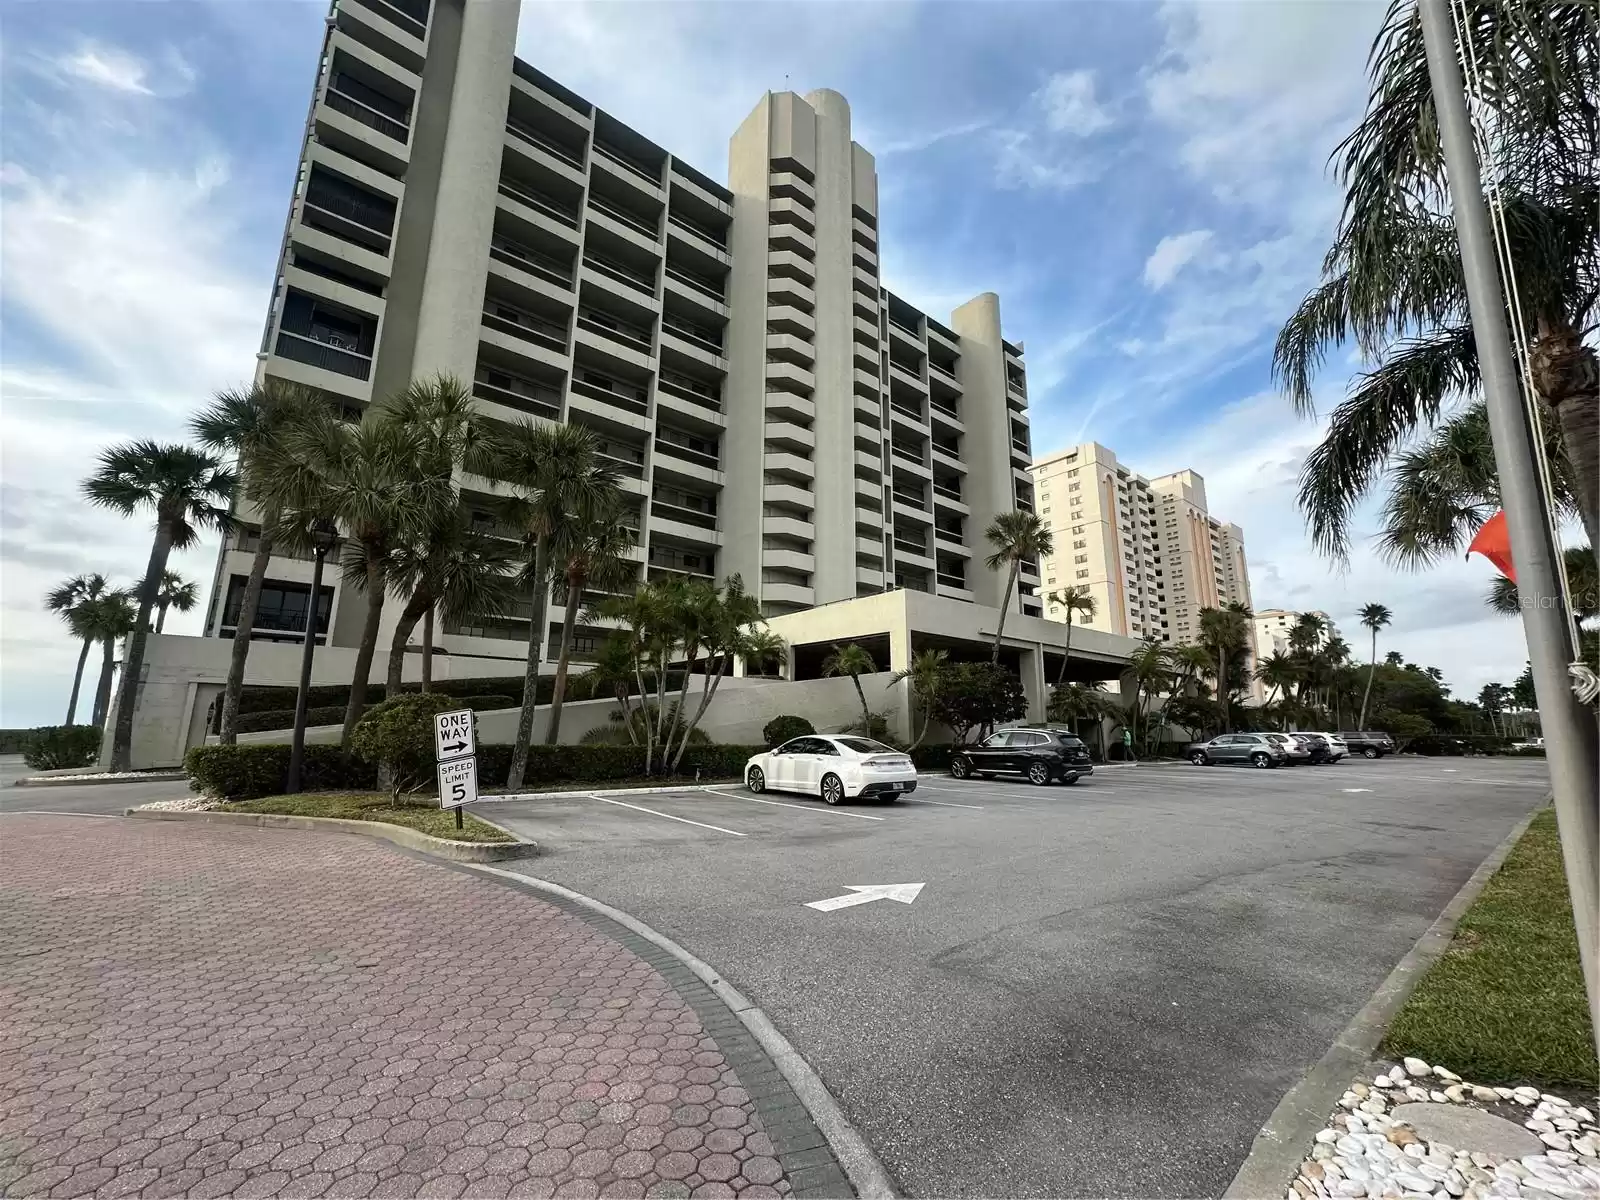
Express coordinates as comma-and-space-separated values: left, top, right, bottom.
82, 442, 235, 770
1357, 603, 1392, 729
1276, 0, 1599, 557
983, 510, 1054, 664
1044, 584, 1096, 688
45, 572, 113, 726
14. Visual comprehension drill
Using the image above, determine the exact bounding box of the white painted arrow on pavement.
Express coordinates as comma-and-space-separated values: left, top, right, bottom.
805, 883, 925, 912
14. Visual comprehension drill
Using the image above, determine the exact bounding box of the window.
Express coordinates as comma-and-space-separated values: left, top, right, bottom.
1076, 569, 1089, 579
1068, 468, 1079, 477
1072, 525, 1084, 535
222, 577, 332, 636
1068, 482, 1080, 492
1074, 554, 1087, 564
1073, 539, 1086, 549
1070, 509, 1082, 519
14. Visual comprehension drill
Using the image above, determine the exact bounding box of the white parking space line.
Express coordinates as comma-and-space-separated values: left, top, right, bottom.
588, 794, 746, 836
710, 789, 885, 821
903, 796, 986, 809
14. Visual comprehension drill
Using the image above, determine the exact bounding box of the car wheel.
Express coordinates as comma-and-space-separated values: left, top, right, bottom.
821, 773, 845, 806
1363, 747, 1379, 759
1190, 751, 1208, 766
950, 756, 972, 780
747, 766, 765, 793
1061, 774, 1080, 786
1027, 761, 1051, 786
1251, 752, 1273, 769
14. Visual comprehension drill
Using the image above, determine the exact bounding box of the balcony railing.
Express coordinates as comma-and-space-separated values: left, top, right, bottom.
589, 194, 659, 239
893, 576, 930, 593
665, 266, 725, 304
363, 0, 427, 37
892, 490, 926, 509
498, 178, 580, 227
584, 253, 655, 295
593, 141, 660, 185
937, 574, 967, 590
489, 240, 572, 288
505, 118, 583, 168
302, 187, 393, 241
890, 444, 924, 466
474, 377, 560, 420
571, 376, 647, 416
930, 398, 960, 419
275, 329, 372, 380
650, 499, 717, 529
932, 443, 960, 460
324, 87, 409, 144
893, 538, 928, 557
598, 451, 646, 479
661, 318, 723, 355
929, 360, 958, 380
667, 211, 727, 248
1011, 439, 1030, 454
888, 317, 920, 339
933, 482, 963, 502
890, 401, 923, 422
482, 310, 567, 353
577, 312, 652, 356
658, 371, 720, 409
934, 524, 963, 542
654, 438, 719, 470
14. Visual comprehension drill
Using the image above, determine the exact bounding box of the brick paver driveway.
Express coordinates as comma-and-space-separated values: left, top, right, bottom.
0, 815, 816, 1200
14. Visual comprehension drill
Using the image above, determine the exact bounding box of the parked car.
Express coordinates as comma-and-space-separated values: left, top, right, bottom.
1290, 733, 1336, 764
745, 735, 917, 805
1302, 732, 1348, 761
1186, 733, 1289, 768
949, 726, 1095, 786
1337, 730, 1398, 759
1264, 733, 1313, 764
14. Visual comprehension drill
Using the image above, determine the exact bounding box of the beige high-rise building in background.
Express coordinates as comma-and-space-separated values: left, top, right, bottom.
206, 0, 1042, 664
1030, 443, 1252, 647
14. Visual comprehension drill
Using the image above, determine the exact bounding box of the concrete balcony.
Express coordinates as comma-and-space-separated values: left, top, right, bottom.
766, 332, 814, 366
853, 366, 880, 396
290, 219, 391, 280
930, 398, 964, 430
496, 181, 582, 247
587, 202, 663, 257
853, 477, 882, 509
889, 360, 927, 392
481, 316, 570, 374
929, 360, 963, 394
891, 492, 931, 521
487, 244, 576, 305
568, 387, 651, 435
666, 213, 730, 265
764, 421, 814, 454
763, 548, 815, 575
510, 71, 592, 133
763, 581, 815, 608
765, 450, 815, 482
765, 515, 815, 542
768, 222, 816, 259
765, 391, 815, 424
767, 275, 814, 311
931, 444, 964, 473
337, 0, 425, 66
934, 524, 966, 549
314, 91, 409, 178
284, 263, 385, 322
268, 333, 374, 403
766, 360, 815, 395
852, 263, 879, 298
769, 170, 815, 204
853, 394, 881, 425
649, 508, 724, 546
668, 166, 733, 217
852, 214, 877, 247
854, 313, 880, 345
856, 561, 885, 588
502, 121, 587, 187
591, 142, 665, 200
767, 304, 815, 338
764, 482, 814, 512
855, 535, 885, 559
893, 538, 934, 567
767, 249, 815, 284
853, 419, 880, 447
932, 486, 969, 515
936, 579, 975, 603
853, 449, 882, 480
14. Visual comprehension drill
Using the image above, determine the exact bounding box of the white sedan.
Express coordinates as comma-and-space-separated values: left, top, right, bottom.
744, 735, 918, 804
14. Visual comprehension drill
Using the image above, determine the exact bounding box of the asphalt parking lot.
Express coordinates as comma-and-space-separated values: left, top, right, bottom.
485, 756, 1550, 1199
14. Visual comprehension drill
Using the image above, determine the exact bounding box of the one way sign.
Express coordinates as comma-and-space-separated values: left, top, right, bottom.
433, 709, 476, 762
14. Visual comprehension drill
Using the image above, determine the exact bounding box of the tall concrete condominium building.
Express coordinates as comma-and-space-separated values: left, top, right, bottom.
1250, 608, 1338, 703
206, 0, 1042, 664
1030, 443, 1251, 647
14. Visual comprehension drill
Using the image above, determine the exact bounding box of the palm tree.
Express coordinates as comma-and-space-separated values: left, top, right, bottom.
663, 576, 765, 772
191, 380, 333, 744
595, 586, 673, 771
1198, 603, 1252, 733
1488, 545, 1598, 621
262, 407, 454, 745
1384, 650, 1405, 666
1045, 585, 1097, 687
45, 573, 113, 725
822, 643, 878, 733
152, 570, 199, 633
546, 514, 636, 744
579, 634, 641, 742
1255, 651, 1300, 706
82, 442, 235, 769
742, 627, 786, 678
477, 421, 621, 789
1121, 640, 1174, 750
77, 591, 137, 730
1357, 602, 1393, 729
1048, 682, 1120, 760
983, 510, 1054, 664
889, 648, 949, 748
384, 515, 518, 696
1276, 0, 1599, 557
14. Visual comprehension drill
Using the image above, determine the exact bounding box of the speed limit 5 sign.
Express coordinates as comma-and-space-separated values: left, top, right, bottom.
437, 756, 479, 809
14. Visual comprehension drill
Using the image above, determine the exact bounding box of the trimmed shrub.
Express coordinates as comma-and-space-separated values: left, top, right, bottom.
186, 744, 374, 800
762, 714, 814, 748
1514, 745, 1547, 757
232, 671, 689, 722
351, 694, 464, 801
22, 725, 102, 770
1, 728, 32, 754
234, 694, 516, 736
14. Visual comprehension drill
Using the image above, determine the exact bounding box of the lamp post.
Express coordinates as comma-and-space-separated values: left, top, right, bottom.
286, 519, 338, 795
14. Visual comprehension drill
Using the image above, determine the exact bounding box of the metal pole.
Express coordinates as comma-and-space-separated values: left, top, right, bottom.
1419, 0, 1600, 1044
285, 547, 327, 795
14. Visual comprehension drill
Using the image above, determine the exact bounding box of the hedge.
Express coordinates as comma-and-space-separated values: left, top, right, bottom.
1410, 734, 1516, 756
22, 725, 102, 770
235, 694, 517, 735
232, 672, 690, 718
187, 744, 375, 800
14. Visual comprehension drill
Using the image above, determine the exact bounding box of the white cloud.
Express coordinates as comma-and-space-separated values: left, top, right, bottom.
1142, 229, 1214, 290
32, 40, 196, 99
1035, 69, 1112, 137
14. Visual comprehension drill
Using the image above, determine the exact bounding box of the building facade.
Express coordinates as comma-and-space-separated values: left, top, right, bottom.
1030, 443, 1251, 646
205, 0, 1041, 669
1250, 609, 1337, 704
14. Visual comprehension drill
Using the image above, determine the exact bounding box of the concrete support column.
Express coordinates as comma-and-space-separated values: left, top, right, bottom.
1021, 643, 1047, 723
887, 623, 913, 743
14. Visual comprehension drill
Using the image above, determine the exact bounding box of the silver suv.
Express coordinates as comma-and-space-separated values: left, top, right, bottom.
1185, 734, 1288, 769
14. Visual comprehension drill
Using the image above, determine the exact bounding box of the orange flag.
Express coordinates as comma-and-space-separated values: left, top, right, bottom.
1468, 509, 1516, 583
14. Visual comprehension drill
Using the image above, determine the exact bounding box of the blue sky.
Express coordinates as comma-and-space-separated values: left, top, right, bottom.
0, 0, 1529, 726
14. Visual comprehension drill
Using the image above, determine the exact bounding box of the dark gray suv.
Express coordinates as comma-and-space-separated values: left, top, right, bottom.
950, 727, 1095, 786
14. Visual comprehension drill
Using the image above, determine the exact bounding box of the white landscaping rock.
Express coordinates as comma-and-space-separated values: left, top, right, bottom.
1404, 1059, 1434, 1078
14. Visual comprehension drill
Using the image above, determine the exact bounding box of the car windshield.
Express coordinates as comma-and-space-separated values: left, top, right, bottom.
1050, 733, 1086, 746
834, 737, 897, 754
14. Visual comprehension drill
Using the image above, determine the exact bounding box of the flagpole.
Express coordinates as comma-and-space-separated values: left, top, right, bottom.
1418, 0, 1599, 1049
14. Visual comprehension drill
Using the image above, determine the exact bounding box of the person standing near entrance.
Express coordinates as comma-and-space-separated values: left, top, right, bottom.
1122, 726, 1136, 764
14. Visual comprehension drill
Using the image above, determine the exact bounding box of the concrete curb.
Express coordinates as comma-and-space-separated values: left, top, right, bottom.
1222, 803, 1544, 1200
482, 782, 741, 803
14, 771, 187, 788
470, 864, 900, 1200
123, 807, 540, 862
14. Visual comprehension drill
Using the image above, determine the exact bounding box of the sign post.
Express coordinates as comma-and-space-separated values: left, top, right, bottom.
433, 709, 478, 830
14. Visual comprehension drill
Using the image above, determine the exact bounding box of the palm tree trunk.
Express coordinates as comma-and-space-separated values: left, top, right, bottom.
109, 521, 174, 771
852, 674, 870, 731
670, 655, 731, 772
65, 637, 92, 725
544, 575, 584, 745
1358, 631, 1378, 729
421, 608, 433, 693
991, 560, 1020, 664
385, 587, 431, 699
92, 636, 117, 730
155, 604, 168, 634
219, 525, 276, 745
1216, 648, 1230, 734
1532, 322, 1600, 550
507, 536, 552, 791
664, 651, 701, 772
341, 553, 387, 748
1055, 616, 1075, 688
615, 684, 637, 744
